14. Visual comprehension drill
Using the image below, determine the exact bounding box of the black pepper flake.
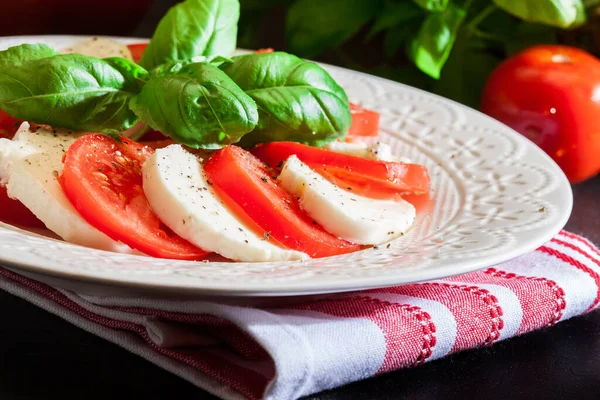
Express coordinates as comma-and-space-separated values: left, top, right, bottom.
182, 219, 186, 225
244, 240, 249, 244
238, 227, 243, 232
263, 232, 270, 240
276, 161, 284, 169
373, 245, 379, 250
206, 180, 213, 186
261, 176, 268, 182
539, 207, 546, 213
312, 221, 316, 225
347, 187, 352, 191
386, 243, 391, 249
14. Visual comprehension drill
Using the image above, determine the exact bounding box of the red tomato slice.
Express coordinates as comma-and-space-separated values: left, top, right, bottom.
0, 185, 45, 228
60, 134, 208, 260
127, 43, 148, 63
0, 109, 21, 139
255, 48, 274, 54
251, 142, 429, 199
346, 103, 380, 140
203, 145, 362, 258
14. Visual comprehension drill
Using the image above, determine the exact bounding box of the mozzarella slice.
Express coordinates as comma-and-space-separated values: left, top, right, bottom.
61, 37, 133, 60
324, 141, 411, 163
0, 122, 135, 253
142, 145, 308, 262
279, 155, 415, 245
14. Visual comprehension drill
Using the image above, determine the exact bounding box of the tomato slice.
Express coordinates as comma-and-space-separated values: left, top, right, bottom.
0, 109, 21, 139
346, 103, 380, 140
251, 142, 429, 199
61, 134, 208, 260
203, 145, 362, 258
0, 185, 45, 228
127, 43, 148, 64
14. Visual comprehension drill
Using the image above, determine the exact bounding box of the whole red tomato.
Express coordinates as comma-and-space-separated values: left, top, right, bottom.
481, 45, 600, 183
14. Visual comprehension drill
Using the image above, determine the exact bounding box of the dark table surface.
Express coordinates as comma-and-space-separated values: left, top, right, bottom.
1, 2, 600, 398
0, 179, 598, 399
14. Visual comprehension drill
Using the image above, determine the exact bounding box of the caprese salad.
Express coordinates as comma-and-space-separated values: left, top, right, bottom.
0, 0, 430, 263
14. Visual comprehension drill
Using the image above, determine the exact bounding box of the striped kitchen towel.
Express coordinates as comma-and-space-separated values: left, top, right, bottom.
0, 230, 598, 400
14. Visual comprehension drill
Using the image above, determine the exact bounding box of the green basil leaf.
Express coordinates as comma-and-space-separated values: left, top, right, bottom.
150, 55, 232, 77
368, 1, 423, 40
0, 51, 142, 133
220, 52, 351, 147
0, 43, 58, 68
493, 0, 584, 28
130, 62, 258, 149
140, 0, 240, 70
103, 57, 149, 92
412, 0, 448, 12
408, 4, 466, 79
286, 0, 382, 57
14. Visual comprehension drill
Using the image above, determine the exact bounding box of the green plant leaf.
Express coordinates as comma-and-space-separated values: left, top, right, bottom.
368, 1, 423, 40
493, 0, 584, 28
432, 32, 503, 109
221, 52, 352, 146
0, 50, 143, 133
505, 22, 558, 55
412, 0, 448, 12
408, 3, 466, 79
130, 62, 258, 149
140, 0, 240, 70
286, 0, 382, 57
0, 43, 58, 68
150, 56, 232, 77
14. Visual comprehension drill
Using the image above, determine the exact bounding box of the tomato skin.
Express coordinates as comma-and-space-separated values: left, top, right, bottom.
481, 45, 600, 183
61, 134, 208, 260
346, 103, 380, 140
251, 142, 429, 198
203, 145, 362, 258
0, 185, 45, 228
0, 109, 21, 139
127, 43, 148, 63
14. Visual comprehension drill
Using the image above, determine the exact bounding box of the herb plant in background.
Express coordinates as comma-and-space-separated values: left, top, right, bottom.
239, 0, 600, 108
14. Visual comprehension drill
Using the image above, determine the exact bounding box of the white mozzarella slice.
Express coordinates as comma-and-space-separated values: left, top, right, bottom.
142, 145, 308, 262
279, 155, 415, 245
324, 141, 411, 163
0, 122, 135, 253
61, 37, 133, 60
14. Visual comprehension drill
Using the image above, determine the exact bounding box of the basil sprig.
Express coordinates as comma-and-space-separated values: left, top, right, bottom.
0, 0, 351, 148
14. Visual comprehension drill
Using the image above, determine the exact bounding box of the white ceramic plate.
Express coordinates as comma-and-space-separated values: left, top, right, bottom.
0, 36, 573, 298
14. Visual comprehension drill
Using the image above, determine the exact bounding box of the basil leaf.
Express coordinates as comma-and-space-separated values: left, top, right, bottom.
286, 0, 381, 57
150, 55, 232, 77
493, 0, 584, 28
0, 51, 143, 133
408, 4, 466, 79
412, 0, 448, 12
130, 62, 258, 149
140, 0, 240, 70
221, 52, 351, 147
0, 43, 58, 68
368, 1, 423, 40
103, 57, 149, 92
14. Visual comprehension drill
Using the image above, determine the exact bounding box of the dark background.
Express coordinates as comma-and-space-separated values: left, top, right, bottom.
0, 1, 599, 399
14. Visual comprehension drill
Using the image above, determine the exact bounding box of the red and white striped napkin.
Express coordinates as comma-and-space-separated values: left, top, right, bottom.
1, 230, 598, 400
